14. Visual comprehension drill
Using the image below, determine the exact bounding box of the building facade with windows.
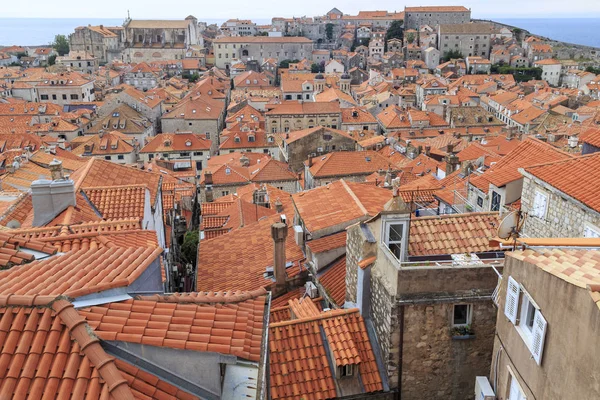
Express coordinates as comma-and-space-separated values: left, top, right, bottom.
404, 6, 471, 30
491, 248, 600, 400
36, 72, 96, 107
345, 198, 502, 400
437, 23, 494, 59
212, 36, 313, 69
520, 153, 600, 238
139, 133, 212, 172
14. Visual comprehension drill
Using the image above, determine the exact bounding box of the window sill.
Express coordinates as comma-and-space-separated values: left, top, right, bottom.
451, 334, 476, 340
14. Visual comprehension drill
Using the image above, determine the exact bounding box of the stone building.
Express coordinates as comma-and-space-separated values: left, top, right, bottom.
123, 62, 161, 91
140, 132, 212, 172
121, 16, 202, 63
520, 153, 600, 238
491, 248, 600, 400
275, 126, 356, 172
438, 23, 494, 58
220, 19, 257, 36
37, 72, 96, 107
86, 103, 155, 143
56, 51, 99, 74
404, 6, 471, 30
69, 25, 123, 63
212, 36, 313, 69
345, 197, 502, 399
532, 59, 561, 87
265, 101, 342, 133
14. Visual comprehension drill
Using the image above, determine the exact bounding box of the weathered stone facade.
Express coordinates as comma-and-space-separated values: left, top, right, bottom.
404, 7, 471, 30
521, 174, 600, 238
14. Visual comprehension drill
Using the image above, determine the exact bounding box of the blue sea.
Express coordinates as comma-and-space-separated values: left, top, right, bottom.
495, 18, 600, 48
0, 17, 598, 48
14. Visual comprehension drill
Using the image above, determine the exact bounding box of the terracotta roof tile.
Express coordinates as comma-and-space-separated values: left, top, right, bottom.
306, 231, 346, 254
292, 180, 392, 235
318, 257, 346, 306
0, 246, 162, 297
269, 308, 382, 399
308, 150, 395, 178
197, 215, 304, 292
84, 185, 147, 220
80, 290, 267, 362
409, 212, 500, 256
524, 153, 600, 213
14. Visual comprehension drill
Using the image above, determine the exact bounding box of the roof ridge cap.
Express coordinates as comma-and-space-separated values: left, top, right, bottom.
270, 308, 360, 327
135, 287, 267, 304
340, 180, 368, 216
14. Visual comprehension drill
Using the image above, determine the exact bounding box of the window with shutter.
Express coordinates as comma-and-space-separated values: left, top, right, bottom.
504, 276, 520, 324
583, 224, 600, 238
531, 311, 547, 365
532, 191, 548, 218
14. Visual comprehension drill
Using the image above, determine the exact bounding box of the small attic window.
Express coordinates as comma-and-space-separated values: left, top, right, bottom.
185, 140, 192, 147
234, 137, 241, 143
164, 140, 171, 147
112, 112, 119, 117
225, 168, 231, 175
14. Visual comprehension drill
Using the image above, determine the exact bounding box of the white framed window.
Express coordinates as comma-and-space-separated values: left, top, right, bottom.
507, 368, 527, 400
531, 190, 548, 218
583, 223, 600, 238
338, 364, 354, 378
504, 276, 547, 365
384, 221, 406, 261
452, 304, 472, 327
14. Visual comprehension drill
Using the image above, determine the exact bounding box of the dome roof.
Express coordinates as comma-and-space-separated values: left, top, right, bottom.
315, 73, 325, 80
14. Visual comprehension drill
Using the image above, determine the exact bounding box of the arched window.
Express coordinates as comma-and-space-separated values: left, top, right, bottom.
242, 49, 249, 56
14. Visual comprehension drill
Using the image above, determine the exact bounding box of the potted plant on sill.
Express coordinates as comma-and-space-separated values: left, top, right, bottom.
451, 325, 475, 339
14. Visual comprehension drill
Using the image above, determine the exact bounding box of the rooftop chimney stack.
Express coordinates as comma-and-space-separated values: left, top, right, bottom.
274, 199, 284, 213
32, 160, 76, 227
271, 222, 287, 293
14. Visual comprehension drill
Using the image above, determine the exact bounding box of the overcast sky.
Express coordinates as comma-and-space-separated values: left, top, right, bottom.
4, 0, 600, 19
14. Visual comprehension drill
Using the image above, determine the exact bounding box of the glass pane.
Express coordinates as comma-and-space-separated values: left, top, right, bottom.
388, 243, 402, 260
454, 305, 468, 325
388, 224, 403, 242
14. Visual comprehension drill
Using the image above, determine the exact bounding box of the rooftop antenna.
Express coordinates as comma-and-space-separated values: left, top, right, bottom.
497, 210, 525, 250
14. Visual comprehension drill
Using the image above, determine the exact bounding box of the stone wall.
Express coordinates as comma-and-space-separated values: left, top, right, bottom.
400, 301, 496, 400
345, 224, 362, 304
521, 174, 600, 238
284, 134, 355, 172
371, 271, 397, 388
405, 11, 471, 30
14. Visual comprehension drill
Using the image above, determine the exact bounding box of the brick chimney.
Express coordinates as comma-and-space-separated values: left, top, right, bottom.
445, 144, 459, 176
424, 145, 431, 157
271, 222, 287, 293
274, 199, 284, 213
32, 160, 76, 227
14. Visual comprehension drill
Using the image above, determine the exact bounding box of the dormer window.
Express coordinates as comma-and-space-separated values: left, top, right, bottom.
248, 135, 255, 142
337, 364, 354, 378
382, 218, 408, 262
234, 136, 241, 143
185, 140, 192, 147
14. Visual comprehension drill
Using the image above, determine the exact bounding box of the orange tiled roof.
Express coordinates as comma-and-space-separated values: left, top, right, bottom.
0, 295, 200, 400
318, 256, 346, 306
80, 289, 267, 361
308, 150, 394, 178
306, 231, 346, 254
0, 231, 57, 267
292, 180, 392, 235
524, 153, 600, 213
197, 215, 304, 291
269, 308, 383, 400
140, 133, 212, 153
409, 212, 500, 256
0, 246, 162, 297
83, 185, 146, 220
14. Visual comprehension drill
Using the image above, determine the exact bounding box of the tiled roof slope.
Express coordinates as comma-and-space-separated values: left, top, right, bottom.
80, 289, 267, 362
0, 247, 162, 297
471, 137, 573, 189
292, 180, 392, 234
0, 231, 57, 267
409, 212, 500, 256
197, 215, 305, 291
318, 256, 347, 306
308, 150, 394, 178
83, 185, 147, 220
306, 231, 346, 254
0, 295, 199, 400
269, 308, 383, 400
523, 153, 600, 213
70, 158, 161, 204
510, 249, 600, 290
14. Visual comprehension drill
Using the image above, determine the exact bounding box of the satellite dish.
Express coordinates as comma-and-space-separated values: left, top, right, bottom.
497, 211, 522, 240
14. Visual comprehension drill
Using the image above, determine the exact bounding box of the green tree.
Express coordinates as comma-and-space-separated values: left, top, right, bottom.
586, 66, 600, 75
278, 59, 300, 69
326, 23, 334, 41
52, 34, 70, 56
311, 62, 324, 73
48, 54, 57, 66
257, 31, 269, 36
406, 32, 416, 44
183, 72, 200, 83
443, 49, 464, 62
384, 20, 404, 51
15, 52, 28, 59
180, 230, 199, 267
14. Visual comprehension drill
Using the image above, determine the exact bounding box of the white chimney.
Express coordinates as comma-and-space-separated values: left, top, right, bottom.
31, 160, 76, 227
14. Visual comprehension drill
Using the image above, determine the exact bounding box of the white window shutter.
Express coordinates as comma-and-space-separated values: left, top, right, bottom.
531, 311, 547, 365
504, 276, 520, 324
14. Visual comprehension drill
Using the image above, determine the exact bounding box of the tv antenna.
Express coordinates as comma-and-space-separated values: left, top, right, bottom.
497, 210, 526, 250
